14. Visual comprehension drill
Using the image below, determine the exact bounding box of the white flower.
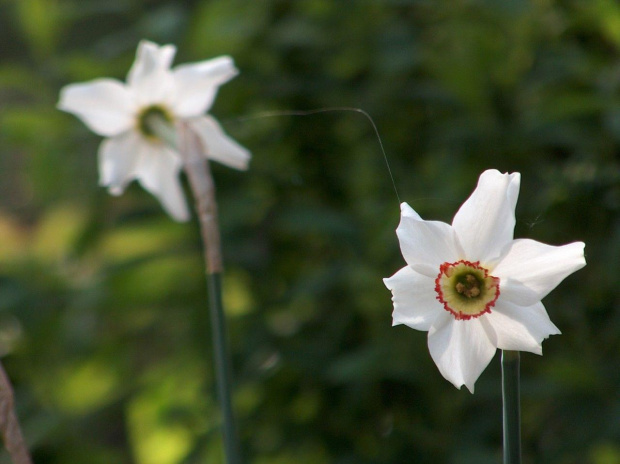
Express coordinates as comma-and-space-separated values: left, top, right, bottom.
384, 169, 586, 393
58, 40, 250, 221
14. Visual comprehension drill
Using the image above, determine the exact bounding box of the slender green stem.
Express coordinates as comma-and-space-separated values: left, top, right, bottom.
207, 272, 241, 464
501, 350, 522, 464
148, 117, 242, 463
180, 126, 242, 464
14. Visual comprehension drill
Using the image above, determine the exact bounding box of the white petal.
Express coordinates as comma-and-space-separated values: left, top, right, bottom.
383, 265, 440, 331
482, 300, 561, 354
452, 170, 521, 262
127, 40, 176, 106
428, 313, 497, 393
400, 202, 421, 219
396, 203, 462, 278
497, 277, 541, 307
172, 56, 239, 117
186, 116, 251, 170
493, 239, 586, 301
58, 79, 136, 136
134, 143, 190, 222
98, 131, 143, 194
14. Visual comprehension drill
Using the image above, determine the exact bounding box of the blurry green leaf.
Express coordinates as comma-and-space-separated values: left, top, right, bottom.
15, 0, 61, 56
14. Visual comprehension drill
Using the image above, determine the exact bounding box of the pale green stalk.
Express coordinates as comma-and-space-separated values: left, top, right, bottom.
147, 115, 242, 463
501, 350, 521, 464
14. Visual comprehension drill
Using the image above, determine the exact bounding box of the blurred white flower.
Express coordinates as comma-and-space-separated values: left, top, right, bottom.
58, 40, 250, 221
384, 169, 586, 392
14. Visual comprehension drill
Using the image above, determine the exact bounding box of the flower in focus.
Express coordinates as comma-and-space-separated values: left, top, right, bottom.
384, 169, 586, 392
58, 40, 250, 221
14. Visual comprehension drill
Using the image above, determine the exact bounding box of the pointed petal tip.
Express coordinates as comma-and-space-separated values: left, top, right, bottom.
479, 168, 521, 180
451, 168, 523, 263
161, 198, 192, 222
446, 372, 477, 393
448, 379, 475, 393
476, 169, 521, 195
494, 239, 587, 302
383, 273, 403, 290
232, 157, 251, 171
137, 39, 176, 54
547, 319, 562, 337
56, 87, 70, 110
187, 116, 251, 170
138, 39, 155, 46
209, 55, 239, 76
576, 241, 587, 265
137, 38, 158, 48
215, 152, 251, 171
172, 211, 191, 223
531, 329, 561, 356
107, 186, 124, 196
56, 79, 136, 136
535, 329, 561, 355
399, 202, 422, 220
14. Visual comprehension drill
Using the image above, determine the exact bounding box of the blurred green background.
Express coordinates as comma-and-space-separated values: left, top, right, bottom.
0, 0, 618, 463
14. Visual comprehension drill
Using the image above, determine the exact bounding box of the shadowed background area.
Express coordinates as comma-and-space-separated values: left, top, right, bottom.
0, 0, 618, 463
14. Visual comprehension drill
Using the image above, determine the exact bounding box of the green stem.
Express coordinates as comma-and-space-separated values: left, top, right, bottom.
207, 272, 241, 464
149, 117, 242, 463
181, 128, 242, 464
501, 350, 522, 464
182, 128, 242, 464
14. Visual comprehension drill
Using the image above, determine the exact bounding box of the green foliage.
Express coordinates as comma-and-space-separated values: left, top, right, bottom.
0, 0, 618, 463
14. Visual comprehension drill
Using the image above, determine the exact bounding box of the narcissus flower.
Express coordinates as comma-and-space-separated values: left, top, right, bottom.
58, 40, 250, 221
384, 170, 586, 392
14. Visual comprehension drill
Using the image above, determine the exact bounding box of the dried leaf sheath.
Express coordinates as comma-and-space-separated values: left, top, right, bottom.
178, 123, 223, 273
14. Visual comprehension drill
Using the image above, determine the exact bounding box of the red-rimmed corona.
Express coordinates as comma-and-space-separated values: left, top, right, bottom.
435, 260, 500, 320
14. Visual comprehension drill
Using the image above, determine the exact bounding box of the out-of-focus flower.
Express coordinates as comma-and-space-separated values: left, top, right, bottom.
58, 40, 250, 221
384, 169, 586, 392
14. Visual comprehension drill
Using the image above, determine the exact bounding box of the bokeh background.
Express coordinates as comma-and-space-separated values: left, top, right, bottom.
0, 0, 618, 463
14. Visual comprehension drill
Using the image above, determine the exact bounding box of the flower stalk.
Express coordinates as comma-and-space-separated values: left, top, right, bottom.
59, 40, 249, 463
176, 121, 241, 463
145, 116, 241, 462
0, 362, 32, 464
501, 350, 521, 464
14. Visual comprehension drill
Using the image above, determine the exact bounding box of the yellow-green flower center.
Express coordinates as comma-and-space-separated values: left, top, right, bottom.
137, 105, 174, 140
435, 260, 500, 320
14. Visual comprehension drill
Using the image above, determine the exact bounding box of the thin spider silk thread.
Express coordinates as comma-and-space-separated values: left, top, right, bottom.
228, 107, 401, 204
